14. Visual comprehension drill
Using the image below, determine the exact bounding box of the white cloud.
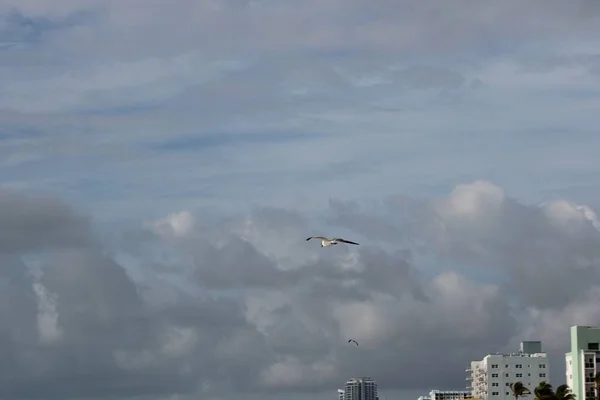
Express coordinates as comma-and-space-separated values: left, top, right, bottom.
150, 211, 196, 238
542, 200, 600, 232
32, 280, 63, 344
435, 180, 506, 218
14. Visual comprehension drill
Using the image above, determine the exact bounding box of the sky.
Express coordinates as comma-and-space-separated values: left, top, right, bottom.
1, 1, 600, 399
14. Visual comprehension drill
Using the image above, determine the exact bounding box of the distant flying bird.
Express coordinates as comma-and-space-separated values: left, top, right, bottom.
306, 236, 359, 247
348, 339, 359, 346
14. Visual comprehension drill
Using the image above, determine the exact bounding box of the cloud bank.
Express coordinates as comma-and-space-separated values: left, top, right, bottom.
1, 181, 600, 399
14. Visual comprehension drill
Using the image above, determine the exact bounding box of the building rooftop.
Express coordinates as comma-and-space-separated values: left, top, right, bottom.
430, 390, 472, 393
484, 352, 547, 358
346, 377, 375, 382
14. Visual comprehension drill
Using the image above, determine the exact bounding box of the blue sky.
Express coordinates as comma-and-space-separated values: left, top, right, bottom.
2, 1, 600, 399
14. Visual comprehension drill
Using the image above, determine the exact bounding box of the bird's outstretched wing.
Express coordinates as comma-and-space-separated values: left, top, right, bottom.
306, 236, 328, 241
348, 339, 359, 346
335, 238, 359, 245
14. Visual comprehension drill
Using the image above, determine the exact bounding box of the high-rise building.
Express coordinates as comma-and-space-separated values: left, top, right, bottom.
343, 377, 378, 400
338, 389, 345, 400
466, 341, 549, 400
565, 325, 600, 400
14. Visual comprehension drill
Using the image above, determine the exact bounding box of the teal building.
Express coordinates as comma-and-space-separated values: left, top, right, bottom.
565, 326, 600, 400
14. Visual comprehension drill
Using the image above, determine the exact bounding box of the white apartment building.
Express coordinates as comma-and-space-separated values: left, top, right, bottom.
565, 325, 600, 400
467, 341, 549, 400
339, 389, 345, 400
343, 377, 378, 400
429, 390, 472, 400
417, 389, 471, 400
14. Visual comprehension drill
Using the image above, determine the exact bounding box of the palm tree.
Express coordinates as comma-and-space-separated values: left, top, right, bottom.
534, 381, 555, 400
533, 382, 576, 400
555, 384, 576, 400
510, 381, 532, 400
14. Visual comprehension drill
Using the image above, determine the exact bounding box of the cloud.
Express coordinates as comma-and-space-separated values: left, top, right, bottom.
0, 181, 599, 398
0, 189, 93, 254
149, 210, 196, 238
2, 1, 600, 399
1, 1, 600, 223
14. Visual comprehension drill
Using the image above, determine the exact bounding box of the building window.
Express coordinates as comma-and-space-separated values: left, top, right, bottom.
540, 373, 546, 378
491, 364, 498, 368
505, 365, 509, 368
506, 393, 509, 396
492, 374, 498, 378
493, 383, 499, 387
516, 364, 522, 368
505, 374, 509, 378
589, 343, 599, 350
492, 392, 499, 396
517, 374, 523, 378
539, 364, 546, 368
506, 383, 510, 387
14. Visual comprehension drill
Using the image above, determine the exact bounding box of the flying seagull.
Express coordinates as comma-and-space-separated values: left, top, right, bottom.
306, 236, 359, 247
348, 339, 359, 346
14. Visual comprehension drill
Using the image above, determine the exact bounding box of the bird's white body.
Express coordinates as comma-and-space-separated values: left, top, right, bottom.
321, 239, 335, 247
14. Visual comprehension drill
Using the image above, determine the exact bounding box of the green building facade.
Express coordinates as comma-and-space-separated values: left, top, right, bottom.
566, 326, 600, 400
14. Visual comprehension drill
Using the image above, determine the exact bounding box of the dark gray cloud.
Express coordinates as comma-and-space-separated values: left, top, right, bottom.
2, 181, 598, 398
192, 236, 288, 289
0, 194, 270, 399
0, 189, 93, 254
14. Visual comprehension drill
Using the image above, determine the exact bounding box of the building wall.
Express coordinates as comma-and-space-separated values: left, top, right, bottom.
520, 341, 542, 354
468, 342, 549, 400
567, 325, 600, 400
484, 354, 548, 399
582, 351, 600, 399
429, 389, 471, 400
471, 360, 490, 399
566, 353, 573, 390
344, 377, 378, 400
